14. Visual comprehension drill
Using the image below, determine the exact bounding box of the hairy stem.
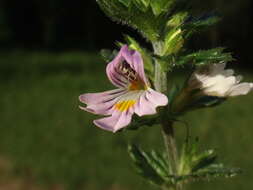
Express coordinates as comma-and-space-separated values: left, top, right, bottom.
153, 43, 182, 190
161, 121, 178, 175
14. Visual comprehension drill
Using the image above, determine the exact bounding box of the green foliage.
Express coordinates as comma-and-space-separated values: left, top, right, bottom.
160, 12, 188, 56
176, 48, 234, 67
128, 144, 171, 186
150, 0, 175, 16
183, 13, 221, 38
163, 28, 184, 55
96, 0, 224, 74
1, 52, 253, 190
128, 139, 241, 186
178, 138, 241, 182
97, 0, 173, 41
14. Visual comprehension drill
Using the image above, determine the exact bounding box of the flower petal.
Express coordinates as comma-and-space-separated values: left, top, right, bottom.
107, 63, 129, 87
79, 89, 126, 115
121, 45, 135, 65
227, 83, 253, 96
106, 45, 149, 88
79, 100, 116, 116
204, 76, 236, 96
128, 50, 149, 84
94, 111, 133, 133
79, 89, 125, 105
145, 88, 169, 107
134, 92, 157, 116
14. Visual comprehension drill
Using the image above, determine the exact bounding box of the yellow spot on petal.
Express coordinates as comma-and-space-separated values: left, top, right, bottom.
115, 100, 136, 112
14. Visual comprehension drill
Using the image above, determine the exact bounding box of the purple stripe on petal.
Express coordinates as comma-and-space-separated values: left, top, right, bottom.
106, 45, 149, 88
106, 47, 129, 88
107, 64, 127, 87
81, 99, 117, 116
79, 89, 128, 116
79, 89, 125, 105
131, 51, 149, 84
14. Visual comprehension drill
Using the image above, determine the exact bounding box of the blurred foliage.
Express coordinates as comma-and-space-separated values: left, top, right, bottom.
0, 52, 253, 190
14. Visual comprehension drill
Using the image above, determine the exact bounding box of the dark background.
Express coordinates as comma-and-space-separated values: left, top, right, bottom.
0, 0, 253, 68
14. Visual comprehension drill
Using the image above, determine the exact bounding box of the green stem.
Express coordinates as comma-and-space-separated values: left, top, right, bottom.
153, 43, 182, 190
161, 121, 178, 175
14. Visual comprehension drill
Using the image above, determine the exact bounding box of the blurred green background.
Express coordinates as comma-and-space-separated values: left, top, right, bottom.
0, 0, 253, 190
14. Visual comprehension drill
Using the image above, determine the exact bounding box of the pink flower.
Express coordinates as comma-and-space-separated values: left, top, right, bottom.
79, 45, 168, 132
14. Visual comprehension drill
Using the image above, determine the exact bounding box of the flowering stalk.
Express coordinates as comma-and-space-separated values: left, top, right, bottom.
84, 1, 248, 189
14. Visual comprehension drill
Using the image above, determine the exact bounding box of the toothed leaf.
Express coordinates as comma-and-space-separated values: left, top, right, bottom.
128, 145, 166, 185
176, 48, 234, 66
97, 0, 168, 41
150, 0, 175, 16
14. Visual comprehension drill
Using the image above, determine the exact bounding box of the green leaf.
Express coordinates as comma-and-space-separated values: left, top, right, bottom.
176, 48, 234, 66
133, 0, 150, 12
118, 0, 132, 7
178, 138, 242, 183
167, 12, 188, 28
190, 164, 242, 180
97, 0, 168, 41
191, 149, 217, 172
183, 13, 221, 38
163, 27, 184, 55
128, 144, 170, 185
150, 0, 175, 16
124, 35, 154, 79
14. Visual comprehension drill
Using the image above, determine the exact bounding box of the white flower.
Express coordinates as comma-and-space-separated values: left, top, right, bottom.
189, 63, 253, 97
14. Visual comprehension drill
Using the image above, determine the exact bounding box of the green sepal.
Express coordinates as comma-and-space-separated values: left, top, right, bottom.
190, 96, 226, 109
128, 144, 171, 186
171, 89, 227, 116
124, 35, 154, 80
176, 48, 234, 67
